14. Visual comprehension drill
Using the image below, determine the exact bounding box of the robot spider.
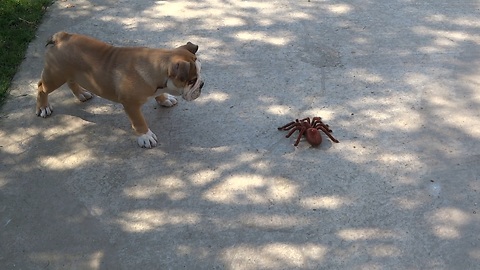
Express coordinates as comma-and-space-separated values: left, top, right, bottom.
278, 117, 339, 146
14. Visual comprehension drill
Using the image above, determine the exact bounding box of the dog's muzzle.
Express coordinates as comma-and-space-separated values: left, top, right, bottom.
182, 60, 204, 101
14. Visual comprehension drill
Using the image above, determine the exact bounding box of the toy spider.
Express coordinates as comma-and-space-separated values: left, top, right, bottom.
278, 117, 339, 146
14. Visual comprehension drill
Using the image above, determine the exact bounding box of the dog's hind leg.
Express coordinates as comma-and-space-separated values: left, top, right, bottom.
67, 80, 93, 102
36, 70, 65, 117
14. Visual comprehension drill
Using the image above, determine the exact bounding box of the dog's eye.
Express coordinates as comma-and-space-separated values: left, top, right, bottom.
188, 78, 197, 85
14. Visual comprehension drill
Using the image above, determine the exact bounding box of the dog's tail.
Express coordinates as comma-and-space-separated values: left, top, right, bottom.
45, 35, 55, 47
45, 31, 69, 47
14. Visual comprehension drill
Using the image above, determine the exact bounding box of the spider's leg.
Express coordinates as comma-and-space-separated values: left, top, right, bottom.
278, 121, 295, 130
280, 119, 303, 130
317, 126, 339, 143
311, 117, 324, 128
299, 117, 311, 124
314, 122, 332, 133
286, 126, 301, 138
294, 127, 307, 146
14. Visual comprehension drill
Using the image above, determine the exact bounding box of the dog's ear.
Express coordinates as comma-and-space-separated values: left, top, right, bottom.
169, 60, 191, 81
177, 42, 198, 54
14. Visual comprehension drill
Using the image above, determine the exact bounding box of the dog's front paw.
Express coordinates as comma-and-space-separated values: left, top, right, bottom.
156, 94, 178, 107
76, 90, 93, 102
36, 104, 53, 118
137, 129, 158, 148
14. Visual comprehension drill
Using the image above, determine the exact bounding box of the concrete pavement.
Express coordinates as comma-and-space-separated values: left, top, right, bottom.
1, 0, 479, 269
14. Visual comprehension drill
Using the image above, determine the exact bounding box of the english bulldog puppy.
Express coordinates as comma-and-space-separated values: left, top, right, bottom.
36, 31, 204, 148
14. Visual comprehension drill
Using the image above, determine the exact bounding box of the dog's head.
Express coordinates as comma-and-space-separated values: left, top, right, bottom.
166, 42, 204, 101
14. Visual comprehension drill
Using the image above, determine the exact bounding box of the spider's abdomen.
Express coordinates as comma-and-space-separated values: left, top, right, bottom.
305, 128, 322, 146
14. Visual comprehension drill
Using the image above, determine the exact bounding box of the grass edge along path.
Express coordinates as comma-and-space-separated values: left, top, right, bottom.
0, 0, 53, 106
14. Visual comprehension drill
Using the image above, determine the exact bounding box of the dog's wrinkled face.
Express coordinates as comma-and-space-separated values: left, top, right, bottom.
166, 42, 204, 101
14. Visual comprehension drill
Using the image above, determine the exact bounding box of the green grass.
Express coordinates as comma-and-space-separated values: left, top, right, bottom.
0, 0, 52, 105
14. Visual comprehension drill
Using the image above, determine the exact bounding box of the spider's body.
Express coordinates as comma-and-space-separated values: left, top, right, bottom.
278, 117, 339, 147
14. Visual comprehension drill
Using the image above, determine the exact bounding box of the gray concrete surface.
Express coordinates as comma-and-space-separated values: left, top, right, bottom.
1, 0, 480, 269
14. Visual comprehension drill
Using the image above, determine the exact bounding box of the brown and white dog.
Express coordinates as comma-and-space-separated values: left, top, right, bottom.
36, 31, 204, 148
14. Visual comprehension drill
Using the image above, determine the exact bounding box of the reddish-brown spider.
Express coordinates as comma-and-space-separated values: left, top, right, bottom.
278, 117, 339, 146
